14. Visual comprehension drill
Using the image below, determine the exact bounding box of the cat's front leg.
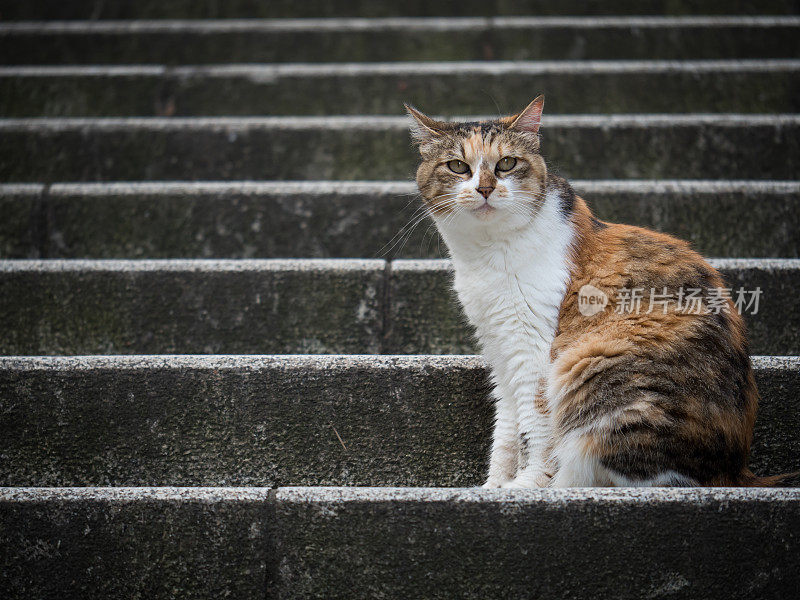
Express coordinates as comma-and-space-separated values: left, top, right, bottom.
501, 378, 553, 488
482, 387, 519, 488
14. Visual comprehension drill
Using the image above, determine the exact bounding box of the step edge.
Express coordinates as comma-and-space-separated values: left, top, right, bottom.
2, 15, 800, 34
0, 354, 795, 371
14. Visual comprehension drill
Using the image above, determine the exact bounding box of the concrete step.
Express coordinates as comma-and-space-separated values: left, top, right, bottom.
3, 17, 800, 64
0, 355, 797, 486
2, 115, 799, 181
4, 61, 799, 117
2, 181, 798, 260
272, 487, 800, 600
0, 487, 271, 599
2, 487, 798, 600
0, 258, 798, 355
3, 0, 798, 19
0, 259, 386, 355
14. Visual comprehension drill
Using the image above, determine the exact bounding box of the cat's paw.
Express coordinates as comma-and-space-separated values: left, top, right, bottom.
500, 479, 528, 489
533, 470, 554, 488
502, 471, 553, 489
481, 477, 507, 489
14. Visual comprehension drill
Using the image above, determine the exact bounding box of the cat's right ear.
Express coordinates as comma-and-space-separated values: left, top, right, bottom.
504, 95, 545, 134
405, 104, 445, 146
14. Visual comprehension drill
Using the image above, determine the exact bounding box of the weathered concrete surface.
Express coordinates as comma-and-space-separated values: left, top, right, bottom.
387, 259, 800, 356
1, 115, 799, 181
3, 0, 798, 19
580, 180, 800, 259
273, 486, 800, 600
387, 261, 473, 355
717, 259, 800, 359
4, 61, 800, 116
2, 258, 797, 355
0, 184, 44, 258
0, 259, 385, 355
4, 486, 798, 599
0, 181, 422, 259
2, 181, 797, 259
0, 355, 796, 487
0, 355, 493, 487
750, 356, 800, 478
0, 487, 272, 599
3, 17, 800, 64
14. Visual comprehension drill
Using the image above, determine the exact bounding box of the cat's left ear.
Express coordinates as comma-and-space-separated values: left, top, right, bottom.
505, 95, 545, 134
405, 104, 446, 145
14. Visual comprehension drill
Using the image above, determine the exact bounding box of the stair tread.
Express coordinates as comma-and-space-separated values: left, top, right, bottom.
1, 354, 797, 487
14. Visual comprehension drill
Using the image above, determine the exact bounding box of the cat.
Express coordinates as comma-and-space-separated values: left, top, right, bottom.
407, 96, 782, 487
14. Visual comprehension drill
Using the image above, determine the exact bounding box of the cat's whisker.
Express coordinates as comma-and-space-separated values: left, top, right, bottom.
418, 221, 444, 256
378, 205, 436, 258
384, 193, 466, 257
387, 219, 433, 258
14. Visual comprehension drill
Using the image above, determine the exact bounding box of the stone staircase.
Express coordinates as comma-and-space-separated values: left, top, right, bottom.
1, 2, 799, 598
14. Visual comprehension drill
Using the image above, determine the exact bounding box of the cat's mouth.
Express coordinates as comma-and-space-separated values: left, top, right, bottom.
472, 201, 496, 216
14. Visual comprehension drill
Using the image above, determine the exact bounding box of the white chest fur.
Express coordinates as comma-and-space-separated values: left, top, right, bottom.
442, 190, 573, 376
435, 188, 575, 486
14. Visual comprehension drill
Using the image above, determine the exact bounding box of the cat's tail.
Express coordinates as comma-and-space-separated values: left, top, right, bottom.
735, 468, 800, 487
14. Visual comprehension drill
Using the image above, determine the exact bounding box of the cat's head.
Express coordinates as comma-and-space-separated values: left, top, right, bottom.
407, 96, 547, 233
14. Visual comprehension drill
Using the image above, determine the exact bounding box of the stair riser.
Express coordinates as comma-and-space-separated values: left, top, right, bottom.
0, 260, 797, 355
0, 356, 797, 486
4, 64, 799, 116
3, 0, 798, 19
0, 488, 271, 600
0, 260, 386, 355
2, 117, 799, 181
4, 487, 798, 600
273, 487, 800, 599
2, 182, 798, 259
4, 20, 800, 63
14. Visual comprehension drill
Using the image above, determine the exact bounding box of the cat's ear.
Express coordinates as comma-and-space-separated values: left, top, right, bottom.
505, 95, 545, 134
405, 104, 445, 145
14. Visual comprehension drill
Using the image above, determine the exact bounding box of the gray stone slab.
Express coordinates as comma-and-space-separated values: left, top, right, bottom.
0, 355, 493, 486
716, 259, 800, 359
0, 355, 796, 487
0, 184, 44, 259
273, 486, 800, 600
0, 259, 385, 355
1, 115, 799, 181
0, 181, 420, 259
3, 17, 800, 63
4, 486, 799, 599
1, 258, 798, 355
2, 0, 797, 18
0, 487, 272, 600
2, 180, 797, 259
387, 259, 800, 356
579, 180, 800, 259
3, 61, 800, 116
2, 258, 798, 355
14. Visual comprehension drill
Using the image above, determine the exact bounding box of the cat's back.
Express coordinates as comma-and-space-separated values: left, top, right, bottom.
557, 213, 747, 349
575, 218, 725, 298
549, 208, 758, 485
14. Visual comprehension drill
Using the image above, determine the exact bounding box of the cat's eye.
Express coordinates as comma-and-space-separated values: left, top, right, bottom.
496, 157, 517, 172
447, 159, 470, 175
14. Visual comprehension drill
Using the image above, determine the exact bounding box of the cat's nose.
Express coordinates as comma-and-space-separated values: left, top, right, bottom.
476, 186, 495, 199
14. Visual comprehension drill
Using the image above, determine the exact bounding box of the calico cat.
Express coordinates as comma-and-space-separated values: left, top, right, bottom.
407, 96, 781, 487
